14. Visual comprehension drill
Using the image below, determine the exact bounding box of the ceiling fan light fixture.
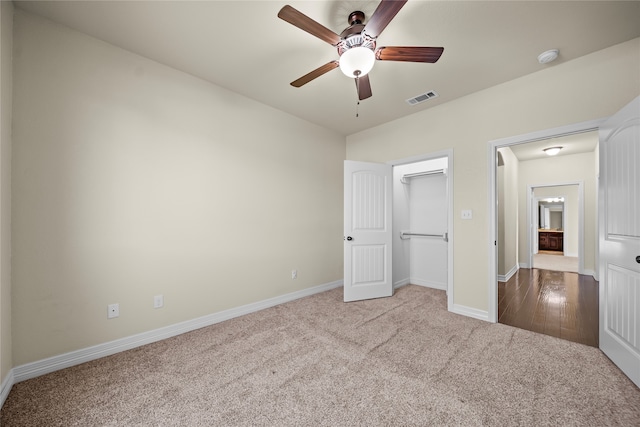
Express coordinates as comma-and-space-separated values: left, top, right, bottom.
339, 46, 375, 78
543, 146, 563, 156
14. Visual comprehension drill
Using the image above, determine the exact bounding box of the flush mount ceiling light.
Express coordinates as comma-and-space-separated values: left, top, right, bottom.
339, 46, 376, 78
543, 146, 563, 156
538, 49, 559, 64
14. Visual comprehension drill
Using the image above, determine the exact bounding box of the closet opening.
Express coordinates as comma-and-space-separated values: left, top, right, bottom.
390, 151, 453, 311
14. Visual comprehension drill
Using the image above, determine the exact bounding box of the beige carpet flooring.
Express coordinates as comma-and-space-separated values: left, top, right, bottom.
533, 252, 578, 273
2, 285, 639, 426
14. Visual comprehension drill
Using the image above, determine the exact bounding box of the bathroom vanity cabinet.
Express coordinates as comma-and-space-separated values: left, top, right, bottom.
538, 230, 563, 252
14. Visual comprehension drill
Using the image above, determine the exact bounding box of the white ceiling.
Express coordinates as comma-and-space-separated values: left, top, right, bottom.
508, 131, 599, 162
13, 1, 640, 136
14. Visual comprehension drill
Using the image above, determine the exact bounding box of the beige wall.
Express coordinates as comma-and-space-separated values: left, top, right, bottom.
11, 11, 345, 366
346, 38, 639, 313
5, 8, 640, 372
1, 0, 13, 387
519, 152, 597, 272
497, 147, 518, 277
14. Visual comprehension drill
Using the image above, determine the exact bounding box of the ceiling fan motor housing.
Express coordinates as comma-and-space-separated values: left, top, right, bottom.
337, 18, 376, 57
348, 11, 365, 25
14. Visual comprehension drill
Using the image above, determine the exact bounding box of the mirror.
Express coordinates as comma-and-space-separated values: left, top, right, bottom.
539, 198, 564, 230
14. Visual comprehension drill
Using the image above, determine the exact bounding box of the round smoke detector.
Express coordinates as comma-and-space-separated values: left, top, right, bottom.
538, 49, 559, 64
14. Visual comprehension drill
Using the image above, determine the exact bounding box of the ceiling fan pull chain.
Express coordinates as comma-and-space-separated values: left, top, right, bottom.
356, 75, 360, 117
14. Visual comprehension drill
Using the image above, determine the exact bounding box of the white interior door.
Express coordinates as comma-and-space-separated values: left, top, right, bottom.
344, 160, 393, 302
599, 95, 640, 388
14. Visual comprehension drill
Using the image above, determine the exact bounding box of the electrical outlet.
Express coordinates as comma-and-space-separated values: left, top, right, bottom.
108, 303, 119, 319
292, 269, 297, 279
461, 210, 473, 220
154, 294, 164, 309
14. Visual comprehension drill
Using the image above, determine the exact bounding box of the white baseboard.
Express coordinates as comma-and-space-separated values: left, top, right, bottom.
451, 304, 490, 322
394, 278, 446, 291
410, 278, 447, 290
10, 280, 343, 387
519, 262, 529, 269
0, 369, 14, 409
498, 264, 519, 282
394, 278, 411, 289
0, 277, 505, 410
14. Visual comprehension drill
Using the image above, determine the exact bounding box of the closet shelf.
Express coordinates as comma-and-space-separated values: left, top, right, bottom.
400, 231, 448, 242
400, 168, 447, 184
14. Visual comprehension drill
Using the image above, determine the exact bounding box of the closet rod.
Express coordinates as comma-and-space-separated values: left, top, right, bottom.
400, 231, 448, 242
400, 169, 446, 184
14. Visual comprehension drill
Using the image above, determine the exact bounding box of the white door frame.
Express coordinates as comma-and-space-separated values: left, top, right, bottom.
388, 149, 454, 312
528, 184, 583, 272
487, 119, 605, 323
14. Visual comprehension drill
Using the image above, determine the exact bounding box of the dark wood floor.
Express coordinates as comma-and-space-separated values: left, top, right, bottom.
498, 268, 599, 347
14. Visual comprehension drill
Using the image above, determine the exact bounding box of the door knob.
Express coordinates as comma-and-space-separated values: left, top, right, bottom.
346, 236, 353, 241
636, 255, 640, 264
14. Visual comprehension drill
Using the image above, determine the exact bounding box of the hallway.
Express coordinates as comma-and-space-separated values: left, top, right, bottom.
498, 268, 598, 347
533, 251, 578, 273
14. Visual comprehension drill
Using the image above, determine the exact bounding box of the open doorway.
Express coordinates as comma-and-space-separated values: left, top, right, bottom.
530, 184, 581, 274
390, 150, 454, 311
489, 123, 601, 346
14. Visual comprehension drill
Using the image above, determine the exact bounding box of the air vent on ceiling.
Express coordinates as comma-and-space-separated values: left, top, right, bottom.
406, 90, 439, 106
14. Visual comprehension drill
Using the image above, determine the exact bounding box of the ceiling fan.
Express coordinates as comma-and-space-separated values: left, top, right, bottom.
278, 0, 444, 101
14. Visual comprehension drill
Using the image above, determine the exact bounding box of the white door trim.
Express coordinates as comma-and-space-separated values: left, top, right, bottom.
527, 183, 583, 273
388, 149, 454, 313
487, 119, 605, 323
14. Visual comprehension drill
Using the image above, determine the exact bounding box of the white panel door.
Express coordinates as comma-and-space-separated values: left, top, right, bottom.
599, 96, 640, 388
344, 160, 393, 302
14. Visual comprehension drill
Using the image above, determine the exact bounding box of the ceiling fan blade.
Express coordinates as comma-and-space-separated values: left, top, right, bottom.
356, 74, 373, 100
278, 5, 341, 46
375, 46, 444, 63
363, 0, 408, 38
290, 61, 339, 87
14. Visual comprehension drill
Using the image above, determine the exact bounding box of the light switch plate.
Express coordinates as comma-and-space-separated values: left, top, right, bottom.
461, 210, 473, 220
154, 295, 163, 309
